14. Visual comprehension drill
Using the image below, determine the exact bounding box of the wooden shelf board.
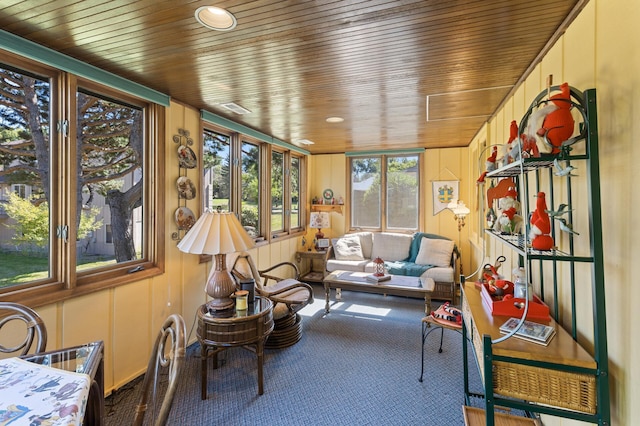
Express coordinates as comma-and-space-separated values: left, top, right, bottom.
462, 406, 539, 426
310, 204, 343, 214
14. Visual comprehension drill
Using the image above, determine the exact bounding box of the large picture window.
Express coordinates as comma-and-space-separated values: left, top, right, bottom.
349, 154, 420, 232
0, 56, 163, 303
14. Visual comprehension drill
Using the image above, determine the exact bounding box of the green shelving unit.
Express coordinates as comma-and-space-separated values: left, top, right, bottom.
462, 88, 610, 425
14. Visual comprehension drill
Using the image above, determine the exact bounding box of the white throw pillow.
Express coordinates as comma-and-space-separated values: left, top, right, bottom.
415, 238, 454, 267
356, 232, 374, 259
370, 233, 412, 261
333, 235, 364, 261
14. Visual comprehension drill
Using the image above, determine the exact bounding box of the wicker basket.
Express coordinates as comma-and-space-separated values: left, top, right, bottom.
492, 361, 597, 414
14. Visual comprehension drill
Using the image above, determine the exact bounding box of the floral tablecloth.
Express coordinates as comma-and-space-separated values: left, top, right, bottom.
0, 357, 90, 425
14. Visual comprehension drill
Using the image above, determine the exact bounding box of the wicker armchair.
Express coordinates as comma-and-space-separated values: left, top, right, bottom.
0, 302, 47, 355
231, 252, 314, 348
133, 314, 186, 426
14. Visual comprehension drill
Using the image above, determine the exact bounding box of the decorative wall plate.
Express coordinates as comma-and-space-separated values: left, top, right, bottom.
323, 188, 333, 202
175, 207, 196, 230
177, 145, 197, 169
177, 176, 196, 200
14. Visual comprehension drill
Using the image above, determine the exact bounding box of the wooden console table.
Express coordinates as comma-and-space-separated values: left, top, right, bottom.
462, 282, 597, 423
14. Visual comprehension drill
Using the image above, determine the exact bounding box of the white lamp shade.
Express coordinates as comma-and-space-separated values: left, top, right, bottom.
309, 212, 330, 229
177, 211, 255, 255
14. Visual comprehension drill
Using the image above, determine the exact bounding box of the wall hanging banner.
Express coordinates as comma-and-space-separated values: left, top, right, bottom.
432, 180, 459, 215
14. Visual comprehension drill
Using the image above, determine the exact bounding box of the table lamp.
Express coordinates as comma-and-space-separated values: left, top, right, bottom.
177, 211, 255, 310
309, 212, 330, 251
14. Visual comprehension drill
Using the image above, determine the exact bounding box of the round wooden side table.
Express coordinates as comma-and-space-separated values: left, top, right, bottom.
196, 296, 274, 400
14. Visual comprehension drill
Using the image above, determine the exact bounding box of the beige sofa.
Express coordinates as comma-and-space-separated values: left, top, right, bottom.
326, 232, 458, 301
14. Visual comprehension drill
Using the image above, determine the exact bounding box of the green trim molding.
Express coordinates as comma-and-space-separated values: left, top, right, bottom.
0, 30, 170, 107
200, 110, 310, 155
345, 148, 425, 157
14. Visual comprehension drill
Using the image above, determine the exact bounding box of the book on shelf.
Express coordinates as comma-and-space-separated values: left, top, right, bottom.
499, 317, 556, 346
366, 273, 392, 283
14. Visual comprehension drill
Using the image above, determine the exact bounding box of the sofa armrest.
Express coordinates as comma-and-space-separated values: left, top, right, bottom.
326, 245, 336, 261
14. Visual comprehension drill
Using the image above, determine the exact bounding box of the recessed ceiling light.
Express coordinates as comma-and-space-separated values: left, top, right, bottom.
326, 116, 344, 123
295, 139, 315, 145
195, 6, 237, 31
219, 102, 251, 115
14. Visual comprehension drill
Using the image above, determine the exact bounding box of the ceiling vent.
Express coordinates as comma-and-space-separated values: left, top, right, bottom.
219, 102, 251, 115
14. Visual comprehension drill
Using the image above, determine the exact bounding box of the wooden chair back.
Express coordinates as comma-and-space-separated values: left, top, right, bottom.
230, 252, 265, 290
133, 313, 186, 426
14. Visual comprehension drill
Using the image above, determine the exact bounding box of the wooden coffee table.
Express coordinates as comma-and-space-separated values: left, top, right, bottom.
323, 270, 435, 315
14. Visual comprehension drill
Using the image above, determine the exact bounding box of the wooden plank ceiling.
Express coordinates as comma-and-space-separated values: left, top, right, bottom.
0, 0, 582, 154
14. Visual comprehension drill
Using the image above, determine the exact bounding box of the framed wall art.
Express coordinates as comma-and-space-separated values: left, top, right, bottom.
432, 180, 459, 215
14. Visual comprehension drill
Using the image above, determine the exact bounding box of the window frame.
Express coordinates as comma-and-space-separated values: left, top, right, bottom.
347, 153, 423, 234
200, 124, 306, 245
0, 52, 165, 307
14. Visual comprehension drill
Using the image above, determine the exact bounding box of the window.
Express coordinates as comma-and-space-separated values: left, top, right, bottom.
349, 154, 420, 232
270, 149, 303, 237
290, 156, 301, 229
241, 140, 261, 238
1, 63, 54, 287
201, 125, 306, 242
271, 150, 284, 232
0, 55, 163, 301
12, 184, 29, 199
202, 129, 232, 212
351, 158, 381, 228
75, 86, 145, 273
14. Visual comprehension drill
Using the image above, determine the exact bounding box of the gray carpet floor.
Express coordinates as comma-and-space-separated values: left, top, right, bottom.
105, 284, 484, 425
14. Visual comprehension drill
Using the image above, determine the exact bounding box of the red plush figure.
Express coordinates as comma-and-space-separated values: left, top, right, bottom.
505, 120, 518, 164
521, 133, 540, 157
477, 146, 498, 183
483, 264, 503, 287
529, 192, 554, 250
526, 82, 574, 155
539, 83, 574, 154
